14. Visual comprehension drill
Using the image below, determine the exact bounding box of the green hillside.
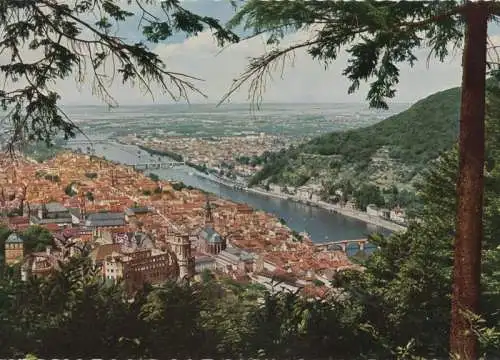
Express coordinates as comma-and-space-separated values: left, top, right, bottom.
249, 86, 461, 191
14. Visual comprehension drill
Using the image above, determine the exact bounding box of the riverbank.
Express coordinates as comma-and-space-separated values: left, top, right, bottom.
246, 187, 406, 233
136, 144, 183, 162
190, 170, 406, 233
118, 140, 406, 233
186, 164, 405, 233
62, 138, 394, 242
315, 201, 406, 232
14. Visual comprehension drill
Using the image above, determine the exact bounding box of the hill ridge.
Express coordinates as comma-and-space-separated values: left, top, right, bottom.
249, 86, 461, 192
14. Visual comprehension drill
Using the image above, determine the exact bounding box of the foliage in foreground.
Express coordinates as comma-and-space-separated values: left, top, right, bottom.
0, 257, 365, 359
1, 214, 499, 360
337, 80, 500, 358
0, 225, 54, 258
3, 85, 500, 359
2, 85, 500, 358
3, 113, 500, 357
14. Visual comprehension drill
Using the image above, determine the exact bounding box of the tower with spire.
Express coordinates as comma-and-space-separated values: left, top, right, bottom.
203, 195, 214, 226
79, 193, 87, 222
198, 195, 226, 255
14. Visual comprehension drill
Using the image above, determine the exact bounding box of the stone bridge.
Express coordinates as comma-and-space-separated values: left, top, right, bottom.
133, 162, 185, 170
66, 139, 109, 145
315, 238, 376, 253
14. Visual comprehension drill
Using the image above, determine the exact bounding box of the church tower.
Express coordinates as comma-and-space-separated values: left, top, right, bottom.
203, 195, 214, 226
79, 193, 87, 222
169, 234, 194, 281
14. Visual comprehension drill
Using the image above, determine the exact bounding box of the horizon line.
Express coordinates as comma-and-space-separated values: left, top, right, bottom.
60, 101, 412, 107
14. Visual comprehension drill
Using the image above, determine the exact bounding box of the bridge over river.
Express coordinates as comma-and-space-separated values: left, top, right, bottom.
132, 162, 185, 170
315, 238, 378, 253
66, 139, 109, 145
65, 140, 185, 170
63, 135, 392, 244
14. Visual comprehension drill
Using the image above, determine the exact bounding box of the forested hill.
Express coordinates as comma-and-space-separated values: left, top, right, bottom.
249, 86, 461, 190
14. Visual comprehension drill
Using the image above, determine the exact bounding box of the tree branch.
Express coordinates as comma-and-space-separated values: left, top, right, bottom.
219, 1, 467, 108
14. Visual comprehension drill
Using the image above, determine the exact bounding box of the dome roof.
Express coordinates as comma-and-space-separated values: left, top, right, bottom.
6, 233, 23, 244
200, 226, 222, 244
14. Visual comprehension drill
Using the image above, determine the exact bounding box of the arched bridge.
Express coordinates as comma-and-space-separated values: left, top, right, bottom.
132, 162, 185, 170
315, 238, 377, 253
66, 139, 109, 145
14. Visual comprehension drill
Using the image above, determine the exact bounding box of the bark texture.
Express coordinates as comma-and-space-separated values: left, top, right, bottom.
450, 2, 488, 359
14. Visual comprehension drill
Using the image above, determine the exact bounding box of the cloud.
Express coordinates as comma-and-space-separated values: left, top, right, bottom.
12, 26, 500, 107
54, 27, 469, 106
5, 2, 500, 107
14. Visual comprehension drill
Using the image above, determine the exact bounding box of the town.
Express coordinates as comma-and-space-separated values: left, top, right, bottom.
0, 152, 359, 297
117, 135, 408, 231
118, 133, 303, 178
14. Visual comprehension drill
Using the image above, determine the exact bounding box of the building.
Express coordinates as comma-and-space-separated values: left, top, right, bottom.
19, 228, 85, 281
21, 246, 62, 281
194, 255, 216, 274
197, 196, 226, 255
94, 230, 115, 245
98, 247, 183, 292
378, 208, 390, 220
92, 233, 191, 292
113, 231, 154, 250
296, 185, 321, 202
4, 232, 24, 265
198, 226, 226, 255
85, 212, 125, 238
215, 247, 256, 274
68, 207, 82, 225
122, 249, 179, 293
125, 206, 151, 222
168, 234, 195, 280
250, 272, 302, 294
103, 250, 127, 281
5, 216, 30, 231
366, 204, 379, 217
85, 212, 125, 228
90, 243, 122, 275
53, 228, 86, 258
30, 202, 73, 228
390, 207, 407, 224
254, 256, 277, 273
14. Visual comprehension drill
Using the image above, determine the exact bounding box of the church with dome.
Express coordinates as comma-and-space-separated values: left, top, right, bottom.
197, 197, 226, 255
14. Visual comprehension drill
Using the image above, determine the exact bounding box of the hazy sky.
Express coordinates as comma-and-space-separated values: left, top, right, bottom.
14, 2, 500, 106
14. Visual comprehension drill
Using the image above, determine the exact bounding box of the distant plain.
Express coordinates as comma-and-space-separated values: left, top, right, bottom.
62, 102, 410, 139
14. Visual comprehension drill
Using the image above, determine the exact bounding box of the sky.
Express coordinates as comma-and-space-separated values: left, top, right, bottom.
7, 1, 500, 106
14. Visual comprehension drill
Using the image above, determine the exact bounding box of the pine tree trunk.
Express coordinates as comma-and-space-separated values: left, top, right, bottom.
450, 2, 488, 359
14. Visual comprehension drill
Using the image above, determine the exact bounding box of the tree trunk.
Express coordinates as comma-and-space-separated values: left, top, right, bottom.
450, 2, 488, 359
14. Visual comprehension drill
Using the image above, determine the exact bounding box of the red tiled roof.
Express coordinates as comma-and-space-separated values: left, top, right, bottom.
92, 244, 122, 262
62, 228, 80, 238
41, 223, 61, 232
8, 216, 29, 225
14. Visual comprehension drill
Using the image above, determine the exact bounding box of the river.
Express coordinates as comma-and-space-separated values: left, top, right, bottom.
66, 138, 390, 246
